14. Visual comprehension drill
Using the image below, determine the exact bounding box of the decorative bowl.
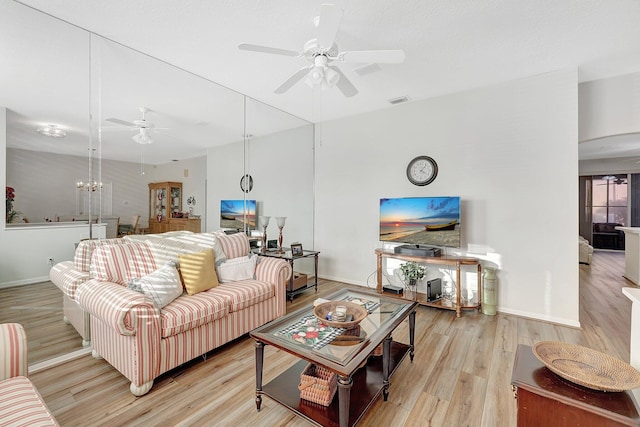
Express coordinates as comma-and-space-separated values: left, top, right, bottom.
313, 301, 368, 329
533, 341, 640, 392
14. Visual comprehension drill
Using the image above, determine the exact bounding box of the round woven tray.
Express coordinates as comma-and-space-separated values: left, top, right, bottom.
314, 301, 368, 329
532, 341, 640, 392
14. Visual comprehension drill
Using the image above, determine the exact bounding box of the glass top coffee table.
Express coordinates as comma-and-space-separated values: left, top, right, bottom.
250, 288, 417, 427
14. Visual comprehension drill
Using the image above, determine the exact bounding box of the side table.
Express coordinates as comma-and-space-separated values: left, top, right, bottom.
511, 344, 640, 426
254, 249, 320, 302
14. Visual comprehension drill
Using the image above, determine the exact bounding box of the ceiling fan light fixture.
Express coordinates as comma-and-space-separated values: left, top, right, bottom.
324, 67, 340, 87
305, 65, 325, 86
132, 128, 153, 145
37, 124, 67, 138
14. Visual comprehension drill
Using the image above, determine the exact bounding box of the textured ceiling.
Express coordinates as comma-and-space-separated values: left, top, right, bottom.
18, 0, 640, 123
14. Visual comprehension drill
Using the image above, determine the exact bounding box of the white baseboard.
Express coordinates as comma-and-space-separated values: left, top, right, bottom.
0, 276, 49, 289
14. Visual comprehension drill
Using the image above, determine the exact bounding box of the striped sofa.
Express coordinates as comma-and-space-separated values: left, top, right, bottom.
0, 323, 59, 426
72, 232, 291, 396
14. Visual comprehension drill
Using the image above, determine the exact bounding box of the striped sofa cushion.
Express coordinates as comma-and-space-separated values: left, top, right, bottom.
90, 241, 157, 286
160, 291, 230, 338
0, 323, 27, 381
215, 280, 275, 312
218, 233, 250, 259
0, 376, 59, 426
74, 238, 130, 272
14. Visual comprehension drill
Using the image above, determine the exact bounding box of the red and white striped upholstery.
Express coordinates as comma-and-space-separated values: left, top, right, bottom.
218, 233, 250, 259
74, 238, 131, 272
72, 230, 292, 396
0, 324, 59, 426
49, 261, 89, 300
90, 241, 156, 286
0, 323, 27, 380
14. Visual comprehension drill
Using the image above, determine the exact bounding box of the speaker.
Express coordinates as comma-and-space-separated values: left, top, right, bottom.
427, 278, 442, 302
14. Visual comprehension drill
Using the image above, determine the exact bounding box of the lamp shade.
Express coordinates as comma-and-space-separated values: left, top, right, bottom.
259, 216, 271, 227
275, 216, 287, 228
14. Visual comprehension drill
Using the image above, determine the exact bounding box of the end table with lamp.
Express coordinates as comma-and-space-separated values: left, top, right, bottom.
254, 247, 320, 302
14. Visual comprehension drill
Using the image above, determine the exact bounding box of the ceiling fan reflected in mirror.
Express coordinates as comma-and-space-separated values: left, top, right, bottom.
104, 107, 169, 144
599, 175, 627, 185
238, 3, 405, 97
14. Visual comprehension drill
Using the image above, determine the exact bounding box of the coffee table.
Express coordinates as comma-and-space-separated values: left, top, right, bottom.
250, 289, 417, 427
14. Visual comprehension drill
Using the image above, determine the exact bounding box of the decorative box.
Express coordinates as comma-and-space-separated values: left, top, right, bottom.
292, 272, 308, 291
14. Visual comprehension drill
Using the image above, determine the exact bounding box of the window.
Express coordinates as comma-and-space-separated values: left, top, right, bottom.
592, 175, 628, 225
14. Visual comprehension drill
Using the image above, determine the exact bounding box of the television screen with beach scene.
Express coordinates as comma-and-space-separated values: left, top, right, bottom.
379, 196, 461, 248
220, 199, 256, 230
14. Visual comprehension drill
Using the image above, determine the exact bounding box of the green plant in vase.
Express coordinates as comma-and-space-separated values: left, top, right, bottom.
399, 261, 426, 299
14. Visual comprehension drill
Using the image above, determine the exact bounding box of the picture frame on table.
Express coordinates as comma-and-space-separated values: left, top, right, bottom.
291, 242, 303, 256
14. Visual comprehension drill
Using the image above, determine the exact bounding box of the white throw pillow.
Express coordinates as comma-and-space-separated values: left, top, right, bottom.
128, 262, 184, 308
216, 254, 257, 283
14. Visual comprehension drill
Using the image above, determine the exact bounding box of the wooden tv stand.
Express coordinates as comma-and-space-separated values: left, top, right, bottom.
375, 248, 482, 317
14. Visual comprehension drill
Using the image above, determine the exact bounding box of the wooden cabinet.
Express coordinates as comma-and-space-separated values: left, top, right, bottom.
375, 248, 482, 317
168, 218, 201, 233
148, 182, 183, 234
511, 344, 640, 426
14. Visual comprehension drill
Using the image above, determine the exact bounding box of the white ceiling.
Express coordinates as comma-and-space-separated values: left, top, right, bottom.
9, 0, 640, 162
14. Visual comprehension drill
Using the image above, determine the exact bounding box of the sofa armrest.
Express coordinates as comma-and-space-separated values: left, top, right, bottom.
255, 257, 292, 317
76, 279, 158, 336
0, 323, 28, 380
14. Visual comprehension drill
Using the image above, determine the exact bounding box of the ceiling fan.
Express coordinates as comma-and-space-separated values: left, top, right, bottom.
238, 3, 405, 97
600, 175, 627, 185
104, 107, 166, 144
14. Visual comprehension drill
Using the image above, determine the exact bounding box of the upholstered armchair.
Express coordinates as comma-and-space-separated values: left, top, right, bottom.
0, 323, 59, 426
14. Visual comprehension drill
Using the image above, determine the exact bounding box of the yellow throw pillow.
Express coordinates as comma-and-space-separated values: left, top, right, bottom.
178, 249, 219, 295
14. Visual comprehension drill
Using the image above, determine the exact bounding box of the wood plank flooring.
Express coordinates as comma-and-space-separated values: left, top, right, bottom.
0, 281, 84, 364
27, 250, 634, 426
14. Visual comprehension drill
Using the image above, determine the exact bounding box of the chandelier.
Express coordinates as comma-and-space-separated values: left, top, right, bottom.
76, 180, 102, 192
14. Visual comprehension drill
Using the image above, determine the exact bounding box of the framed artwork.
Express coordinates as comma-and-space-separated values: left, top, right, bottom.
291, 243, 303, 256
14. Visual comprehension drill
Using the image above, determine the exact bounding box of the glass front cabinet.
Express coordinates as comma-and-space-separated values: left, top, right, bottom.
148, 182, 182, 234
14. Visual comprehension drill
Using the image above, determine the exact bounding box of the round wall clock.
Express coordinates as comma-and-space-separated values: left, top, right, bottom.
406, 156, 438, 186
240, 174, 254, 193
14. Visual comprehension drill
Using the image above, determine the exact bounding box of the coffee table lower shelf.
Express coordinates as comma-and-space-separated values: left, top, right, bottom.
260, 341, 410, 427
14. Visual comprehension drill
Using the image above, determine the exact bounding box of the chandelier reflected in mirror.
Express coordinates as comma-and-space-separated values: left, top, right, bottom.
76, 180, 102, 192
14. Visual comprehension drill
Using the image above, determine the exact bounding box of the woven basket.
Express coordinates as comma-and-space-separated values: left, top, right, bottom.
533, 341, 640, 392
298, 363, 337, 406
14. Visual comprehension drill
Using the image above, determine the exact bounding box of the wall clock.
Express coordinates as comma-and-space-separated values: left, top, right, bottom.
406, 156, 438, 186
240, 174, 254, 193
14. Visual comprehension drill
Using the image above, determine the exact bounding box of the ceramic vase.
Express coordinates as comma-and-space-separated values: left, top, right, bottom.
482, 267, 497, 315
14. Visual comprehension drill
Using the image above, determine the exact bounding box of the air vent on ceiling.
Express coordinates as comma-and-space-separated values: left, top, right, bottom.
388, 96, 410, 105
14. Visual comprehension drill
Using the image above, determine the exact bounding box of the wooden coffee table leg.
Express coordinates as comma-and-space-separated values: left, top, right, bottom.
382, 335, 392, 400
337, 374, 352, 427
255, 341, 264, 411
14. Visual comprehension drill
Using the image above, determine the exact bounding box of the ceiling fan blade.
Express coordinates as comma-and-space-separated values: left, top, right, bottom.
317, 4, 343, 48
339, 49, 406, 64
274, 67, 311, 94
105, 117, 135, 127
330, 66, 358, 98
238, 43, 300, 57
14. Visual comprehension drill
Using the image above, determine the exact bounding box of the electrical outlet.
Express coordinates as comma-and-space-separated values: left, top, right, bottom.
47, 257, 54, 266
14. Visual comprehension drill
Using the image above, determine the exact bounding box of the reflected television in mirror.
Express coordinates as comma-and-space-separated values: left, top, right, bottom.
220, 199, 257, 230
379, 196, 461, 248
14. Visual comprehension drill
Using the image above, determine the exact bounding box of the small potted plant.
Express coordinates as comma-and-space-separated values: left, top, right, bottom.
400, 261, 426, 299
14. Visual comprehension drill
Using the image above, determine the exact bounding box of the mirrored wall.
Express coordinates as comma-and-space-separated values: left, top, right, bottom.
1, 1, 314, 365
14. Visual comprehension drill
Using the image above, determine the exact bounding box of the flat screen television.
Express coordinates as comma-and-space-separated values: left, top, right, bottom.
379, 196, 461, 248
220, 199, 256, 230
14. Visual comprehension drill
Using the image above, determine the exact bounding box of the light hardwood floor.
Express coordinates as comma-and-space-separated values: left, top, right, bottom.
0, 281, 84, 364
28, 250, 633, 426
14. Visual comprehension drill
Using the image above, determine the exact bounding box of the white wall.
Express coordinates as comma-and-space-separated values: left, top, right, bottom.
315, 71, 580, 326
579, 71, 640, 142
